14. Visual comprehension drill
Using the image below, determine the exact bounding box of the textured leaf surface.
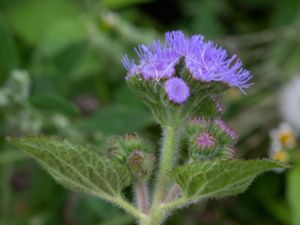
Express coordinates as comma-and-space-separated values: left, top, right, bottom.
9, 136, 131, 200
171, 160, 288, 201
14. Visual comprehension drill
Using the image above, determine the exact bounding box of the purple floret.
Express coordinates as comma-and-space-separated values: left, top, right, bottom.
164, 78, 190, 104
215, 118, 239, 142
134, 41, 179, 80
197, 132, 215, 149
122, 30, 252, 92
122, 55, 138, 80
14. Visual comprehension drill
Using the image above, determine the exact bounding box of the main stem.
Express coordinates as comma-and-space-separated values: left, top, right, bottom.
145, 125, 178, 225
153, 126, 176, 206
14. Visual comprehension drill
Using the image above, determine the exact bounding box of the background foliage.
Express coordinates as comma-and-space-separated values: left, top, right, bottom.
1, 0, 300, 224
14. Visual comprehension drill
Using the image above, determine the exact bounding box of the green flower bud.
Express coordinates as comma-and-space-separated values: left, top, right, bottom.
186, 117, 239, 161
127, 150, 155, 180
105, 133, 155, 180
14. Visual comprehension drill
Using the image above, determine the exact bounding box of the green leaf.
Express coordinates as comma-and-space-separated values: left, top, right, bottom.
0, 16, 19, 78
4, 0, 80, 44
171, 159, 289, 201
0, 149, 26, 164
81, 104, 153, 135
287, 165, 300, 225
37, 18, 86, 57
30, 94, 79, 116
9, 136, 131, 200
102, 0, 151, 9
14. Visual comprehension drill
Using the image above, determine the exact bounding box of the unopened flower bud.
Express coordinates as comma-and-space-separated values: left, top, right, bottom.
127, 150, 155, 179
105, 133, 154, 179
196, 132, 215, 150
186, 116, 240, 161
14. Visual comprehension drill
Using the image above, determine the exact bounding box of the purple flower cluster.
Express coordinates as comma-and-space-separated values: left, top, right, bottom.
122, 31, 252, 94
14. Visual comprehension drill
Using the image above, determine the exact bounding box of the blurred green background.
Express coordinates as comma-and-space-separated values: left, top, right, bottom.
1, 0, 300, 224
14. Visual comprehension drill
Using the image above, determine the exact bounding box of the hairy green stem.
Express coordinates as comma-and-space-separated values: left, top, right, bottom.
161, 197, 188, 211
143, 125, 179, 225
115, 124, 183, 225
153, 126, 177, 206
112, 196, 147, 221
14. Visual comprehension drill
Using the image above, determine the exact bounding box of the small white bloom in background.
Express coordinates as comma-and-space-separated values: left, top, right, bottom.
269, 148, 289, 164
270, 122, 296, 150
0, 70, 31, 106
280, 75, 300, 133
51, 114, 70, 130
269, 122, 296, 164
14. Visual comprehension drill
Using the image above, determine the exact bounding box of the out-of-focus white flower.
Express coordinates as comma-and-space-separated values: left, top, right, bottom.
269, 149, 289, 163
280, 76, 300, 133
0, 70, 31, 106
270, 122, 296, 150
269, 122, 296, 164
51, 114, 70, 130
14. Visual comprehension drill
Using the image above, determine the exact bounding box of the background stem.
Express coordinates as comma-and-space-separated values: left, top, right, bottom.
1, 164, 12, 223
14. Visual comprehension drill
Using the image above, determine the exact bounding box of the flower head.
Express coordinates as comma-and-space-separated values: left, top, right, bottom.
164, 78, 190, 104
185, 41, 252, 92
122, 30, 252, 92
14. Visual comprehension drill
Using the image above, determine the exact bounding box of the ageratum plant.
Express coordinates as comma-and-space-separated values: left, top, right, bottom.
9, 31, 289, 225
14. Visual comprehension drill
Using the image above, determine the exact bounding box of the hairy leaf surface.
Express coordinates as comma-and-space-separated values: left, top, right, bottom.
171, 160, 288, 201
10, 136, 131, 200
